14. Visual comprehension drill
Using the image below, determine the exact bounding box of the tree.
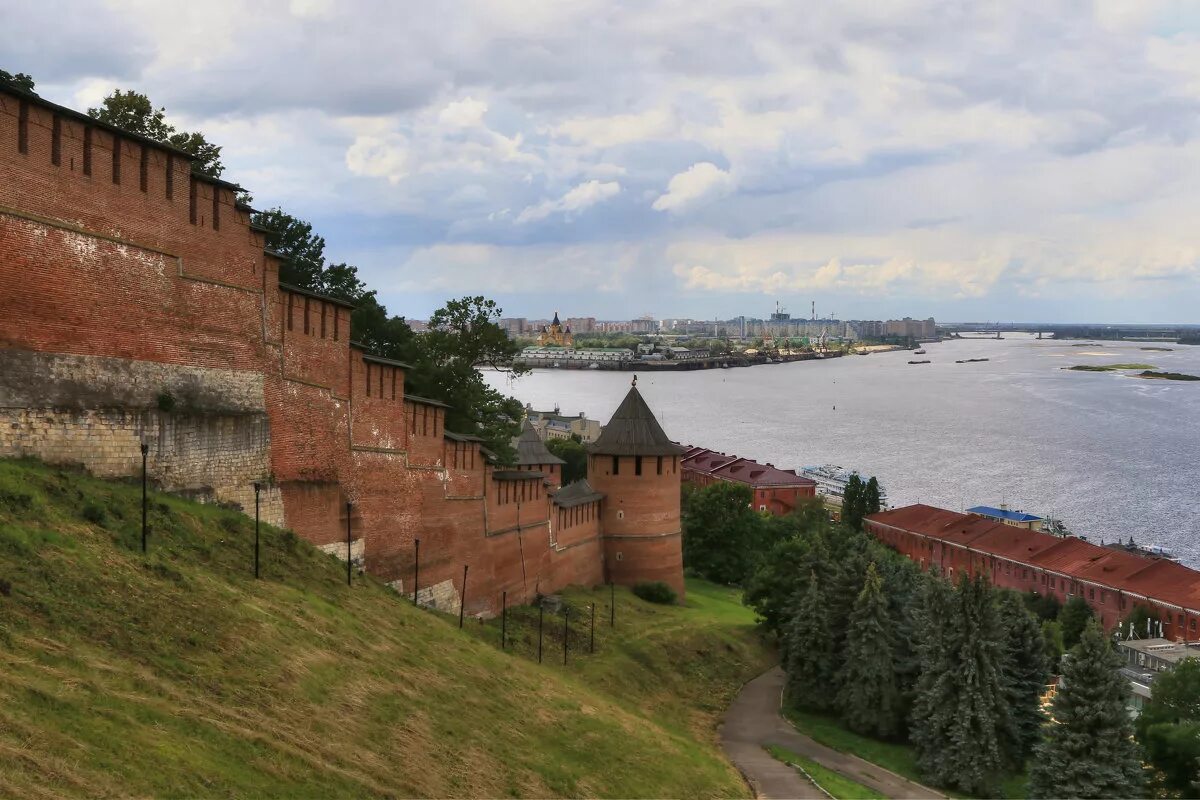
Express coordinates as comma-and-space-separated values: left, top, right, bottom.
1029, 619, 1144, 799
783, 570, 837, 712
863, 477, 882, 517
1136, 658, 1200, 794
546, 437, 587, 484
0, 70, 35, 92
1041, 619, 1065, 672
1060, 595, 1095, 650
910, 575, 1010, 795
254, 209, 329, 290
744, 522, 832, 635
1023, 590, 1062, 622
997, 592, 1049, 766
682, 482, 770, 585
836, 563, 903, 737
1120, 603, 1160, 640
842, 473, 865, 530
87, 90, 225, 178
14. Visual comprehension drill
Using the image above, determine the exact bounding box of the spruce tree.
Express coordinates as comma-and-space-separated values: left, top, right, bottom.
783, 571, 837, 712
843, 474, 865, 530
997, 592, 1049, 766
910, 575, 1010, 795
864, 476, 883, 516
835, 563, 902, 737
1029, 619, 1143, 799
911, 577, 957, 778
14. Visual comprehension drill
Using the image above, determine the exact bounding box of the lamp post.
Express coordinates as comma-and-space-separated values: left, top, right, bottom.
412, 538, 420, 605
459, 564, 469, 629
253, 482, 261, 579
140, 442, 149, 553
345, 501, 352, 587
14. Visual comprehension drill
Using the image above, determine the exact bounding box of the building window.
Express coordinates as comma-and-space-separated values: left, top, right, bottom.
333, 309, 339, 341
17, 100, 28, 154
139, 144, 149, 191
320, 304, 327, 338
759, 505, 767, 512
51, 115, 61, 165
612, 456, 619, 475
657, 456, 663, 475
1089, 588, 1095, 600
286, 294, 293, 331
212, 186, 220, 230
166, 154, 174, 198
83, 126, 92, 175
615, 551, 623, 561
189, 178, 198, 223
303, 297, 310, 335
635, 456, 642, 476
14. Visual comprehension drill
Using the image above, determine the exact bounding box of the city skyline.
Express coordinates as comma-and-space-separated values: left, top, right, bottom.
7, 1, 1200, 323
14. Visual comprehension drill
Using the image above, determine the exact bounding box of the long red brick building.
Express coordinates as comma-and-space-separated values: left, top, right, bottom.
0, 83, 685, 611
868, 505, 1200, 639
682, 446, 816, 515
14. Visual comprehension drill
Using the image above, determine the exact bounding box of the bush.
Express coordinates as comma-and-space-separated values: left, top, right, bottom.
156, 393, 177, 412
633, 581, 677, 605
81, 503, 108, 526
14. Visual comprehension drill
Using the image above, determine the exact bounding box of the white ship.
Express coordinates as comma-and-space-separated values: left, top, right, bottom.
800, 464, 887, 505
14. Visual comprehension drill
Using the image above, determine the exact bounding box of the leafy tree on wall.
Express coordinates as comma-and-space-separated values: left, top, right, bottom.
836, 563, 903, 738
0, 69, 35, 92
87, 90, 226, 179
1029, 619, 1144, 799
546, 437, 587, 485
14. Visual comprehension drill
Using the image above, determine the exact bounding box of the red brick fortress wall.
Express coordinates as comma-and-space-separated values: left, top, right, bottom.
0, 86, 649, 619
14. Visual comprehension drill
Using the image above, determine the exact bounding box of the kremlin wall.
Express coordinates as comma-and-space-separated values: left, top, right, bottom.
0, 84, 686, 614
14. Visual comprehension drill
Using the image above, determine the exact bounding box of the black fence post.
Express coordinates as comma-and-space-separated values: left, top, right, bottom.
563, 606, 570, 665
610, 582, 615, 627
590, 602, 595, 654
537, 602, 544, 663
501, 590, 507, 650
253, 482, 261, 579
345, 501, 352, 587
412, 538, 420, 605
140, 442, 149, 553
459, 564, 469, 629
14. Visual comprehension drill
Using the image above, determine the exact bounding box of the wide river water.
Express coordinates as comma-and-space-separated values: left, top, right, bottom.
484, 334, 1200, 566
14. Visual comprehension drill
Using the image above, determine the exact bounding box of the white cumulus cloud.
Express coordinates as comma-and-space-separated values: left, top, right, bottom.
516, 180, 622, 223
652, 162, 735, 214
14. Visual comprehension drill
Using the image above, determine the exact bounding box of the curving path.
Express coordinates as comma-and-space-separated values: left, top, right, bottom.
720, 666, 945, 799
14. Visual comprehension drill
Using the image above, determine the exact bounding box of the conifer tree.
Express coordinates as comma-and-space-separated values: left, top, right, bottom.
783, 570, 837, 712
835, 563, 902, 737
827, 549, 868, 665
842, 474, 865, 530
910, 575, 1009, 795
1029, 619, 1144, 799
864, 476, 883, 516
997, 592, 1049, 766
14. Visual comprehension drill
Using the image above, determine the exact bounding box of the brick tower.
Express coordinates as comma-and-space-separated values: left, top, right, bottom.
589, 377, 687, 600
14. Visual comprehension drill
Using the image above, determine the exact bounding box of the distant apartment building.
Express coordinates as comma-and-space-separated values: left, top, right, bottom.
566, 317, 596, 333
524, 404, 603, 443
499, 317, 528, 336
846, 320, 885, 340
884, 317, 937, 339
682, 446, 817, 515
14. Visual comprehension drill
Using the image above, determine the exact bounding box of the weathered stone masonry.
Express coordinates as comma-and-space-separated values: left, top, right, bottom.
0, 84, 685, 613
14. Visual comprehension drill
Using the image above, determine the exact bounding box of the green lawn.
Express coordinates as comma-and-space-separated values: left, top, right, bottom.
765, 744, 884, 799
0, 458, 774, 798
783, 706, 1028, 799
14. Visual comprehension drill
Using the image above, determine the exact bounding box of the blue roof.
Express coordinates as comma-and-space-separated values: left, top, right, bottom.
967, 506, 1044, 523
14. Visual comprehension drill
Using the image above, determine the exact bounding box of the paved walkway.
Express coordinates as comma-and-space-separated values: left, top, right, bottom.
720, 666, 945, 799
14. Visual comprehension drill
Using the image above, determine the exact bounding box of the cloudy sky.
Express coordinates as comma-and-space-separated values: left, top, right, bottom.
6, 1, 1200, 323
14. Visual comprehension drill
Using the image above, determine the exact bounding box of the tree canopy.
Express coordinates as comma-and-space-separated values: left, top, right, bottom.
87, 90, 226, 179
1136, 658, 1200, 794
546, 437, 587, 484
0, 70, 35, 93
681, 482, 771, 585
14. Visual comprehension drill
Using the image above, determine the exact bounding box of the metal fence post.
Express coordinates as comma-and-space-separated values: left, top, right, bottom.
501, 590, 507, 650
537, 602, 544, 663
253, 482, 261, 579
345, 501, 352, 587
140, 442, 149, 553
590, 602, 595, 654
563, 606, 570, 665
412, 538, 420, 605
610, 582, 615, 627
459, 564, 469, 629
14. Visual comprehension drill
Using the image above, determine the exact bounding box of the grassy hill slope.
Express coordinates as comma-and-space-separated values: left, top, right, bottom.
0, 459, 772, 798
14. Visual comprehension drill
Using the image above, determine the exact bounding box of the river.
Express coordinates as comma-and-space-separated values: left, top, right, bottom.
483, 334, 1200, 566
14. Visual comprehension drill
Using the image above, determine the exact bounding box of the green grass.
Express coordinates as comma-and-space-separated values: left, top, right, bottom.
766, 744, 885, 799
1066, 363, 1156, 371
0, 458, 774, 798
782, 706, 1028, 799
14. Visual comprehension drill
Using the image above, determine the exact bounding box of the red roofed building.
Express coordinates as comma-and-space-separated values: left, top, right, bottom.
682, 446, 817, 515
867, 505, 1200, 639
